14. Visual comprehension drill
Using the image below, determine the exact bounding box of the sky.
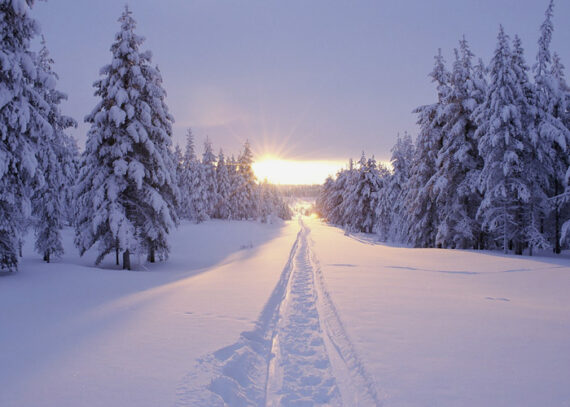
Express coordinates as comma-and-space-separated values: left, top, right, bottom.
33, 0, 570, 165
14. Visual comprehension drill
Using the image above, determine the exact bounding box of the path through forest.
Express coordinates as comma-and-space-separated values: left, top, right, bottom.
178, 217, 381, 406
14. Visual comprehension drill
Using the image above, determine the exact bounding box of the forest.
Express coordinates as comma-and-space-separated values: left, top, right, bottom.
0, 2, 290, 272
316, 1, 570, 255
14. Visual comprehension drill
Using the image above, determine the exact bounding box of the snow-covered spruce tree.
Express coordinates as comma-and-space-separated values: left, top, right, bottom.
338, 159, 360, 228
191, 163, 209, 223
405, 49, 451, 247
258, 181, 292, 222
343, 153, 381, 233
532, 0, 570, 253
550, 54, 570, 248
32, 38, 77, 263
61, 135, 80, 226
173, 142, 184, 215
512, 34, 553, 255
551, 53, 570, 130
233, 141, 258, 219
338, 157, 360, 230
373, 161, 392, 241
474, 26, 532, 254
215, 149, 232, 219
431, 38, 485, 249
0, 0, 54, 271
258, 180, 274, 223
227, 154, 240, 219
179, 128, 199, 220
315, 176, 336, 220
75, 6, 179, 268
377, 133, 413, 242
201, 138, 218, 218
328, 163, 352, 225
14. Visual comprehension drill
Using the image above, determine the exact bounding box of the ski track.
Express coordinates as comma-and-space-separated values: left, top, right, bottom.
177, 218, 382, 406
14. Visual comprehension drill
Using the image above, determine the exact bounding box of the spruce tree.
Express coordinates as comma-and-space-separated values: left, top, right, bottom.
512, 35, 552, 254
227, 154, 239, 219
32, 38, 77, 263
215, 149, 232, 219
432, 38, 484, 249
0, 0, 53, 271
180, 128, 198, 220
377, 133, 414, 242
75, 6, 178, 268
533, 0, 570, 253
173, 143, 184, 215
405, 49, 451, 247
474, 26, 529, 254
201, 138, 218, 218
338, 159, 358, 228
234, 141, 258, 219
342, 153, 380, 232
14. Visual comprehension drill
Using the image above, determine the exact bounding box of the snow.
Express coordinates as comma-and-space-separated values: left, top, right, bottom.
0, 219, 297, 407
109, 105, 126, 126
1, 215, 569, 406
309, 217, 570, 406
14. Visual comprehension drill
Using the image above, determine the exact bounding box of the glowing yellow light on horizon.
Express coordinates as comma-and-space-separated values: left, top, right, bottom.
252, 157, 345, 185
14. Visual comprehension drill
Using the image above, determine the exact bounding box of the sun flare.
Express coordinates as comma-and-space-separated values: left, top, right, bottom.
252, 157, 344, 185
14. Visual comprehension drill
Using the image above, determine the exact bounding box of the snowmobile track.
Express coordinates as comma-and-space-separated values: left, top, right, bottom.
177, 218, 381, 406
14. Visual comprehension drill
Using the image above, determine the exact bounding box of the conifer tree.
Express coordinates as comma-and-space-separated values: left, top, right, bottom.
347, 154, 381, 233
475, 26, 530, 254
201, 138, 218, 218
377, 133, 413, 242
512, 34, 552, 254
173, 143, 184, 209
432, 38, 484, 249
233, 141, 258, 219
32, 38, 77, 263
215, 149, 232, 219
75, 6, 178, 268
316, 176, 335, 220
180, 128, 199, 220
0, 0, 53, 271
406, 49, 451, 247
532, 0, 570, 253
338, 159, 358, 228
227, 154, 240, 219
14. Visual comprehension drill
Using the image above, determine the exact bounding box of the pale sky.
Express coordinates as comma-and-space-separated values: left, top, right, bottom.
34, 0, 570, 163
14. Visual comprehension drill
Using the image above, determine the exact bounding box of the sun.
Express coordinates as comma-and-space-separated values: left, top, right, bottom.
252, 156, 344, 185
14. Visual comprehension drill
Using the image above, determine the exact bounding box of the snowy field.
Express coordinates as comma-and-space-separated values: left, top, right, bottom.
1, 216, 570, 406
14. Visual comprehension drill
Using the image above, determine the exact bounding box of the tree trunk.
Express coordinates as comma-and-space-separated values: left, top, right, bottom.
123, 249, 131, 270
148, 246, 155, 263
515, 207, 523, 255
555, 199, 561, 254
503, 203, 508, 254
115, 240, 120, 266
515, 241, 523, 256
43, 251, 50, 263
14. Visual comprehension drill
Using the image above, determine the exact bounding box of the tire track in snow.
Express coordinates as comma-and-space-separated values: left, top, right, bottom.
177, 218, 381, 406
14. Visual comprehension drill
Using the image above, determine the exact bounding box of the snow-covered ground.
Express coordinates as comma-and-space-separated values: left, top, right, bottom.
0, 219, 298, 407
1, 216, 569, 406
309, 218, 570, 407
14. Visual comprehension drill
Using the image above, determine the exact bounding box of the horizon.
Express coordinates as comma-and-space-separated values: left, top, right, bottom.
32, 0, 570, 178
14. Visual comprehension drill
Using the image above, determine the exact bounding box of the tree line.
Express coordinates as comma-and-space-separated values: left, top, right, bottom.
317, 1, 570, 255
174, 131, 291, 226
0, 2, 290, 272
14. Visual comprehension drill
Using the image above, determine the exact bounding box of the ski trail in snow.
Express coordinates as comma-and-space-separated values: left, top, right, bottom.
177, 218, 381, 406
264, 222, 341, 405
309, 230, 383, 406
